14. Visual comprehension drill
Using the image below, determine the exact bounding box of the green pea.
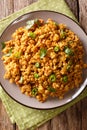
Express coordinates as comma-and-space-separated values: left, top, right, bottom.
49, 74, 56, 82
48, 86, 56, 92
62, 75, 68, 82
54, 46, 59, 52
65, 47, 74, 56
31, 87, 38, 96
35, 62, 40, 68
34, 73, 39, 78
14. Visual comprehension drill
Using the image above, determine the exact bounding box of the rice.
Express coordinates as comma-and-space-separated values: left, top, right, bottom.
1, 18, 87, 102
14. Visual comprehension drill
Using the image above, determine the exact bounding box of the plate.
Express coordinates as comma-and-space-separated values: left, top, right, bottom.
0, 10, 87, 109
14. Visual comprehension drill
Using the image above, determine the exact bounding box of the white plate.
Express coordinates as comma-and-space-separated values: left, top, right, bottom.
0, 10, 87, 109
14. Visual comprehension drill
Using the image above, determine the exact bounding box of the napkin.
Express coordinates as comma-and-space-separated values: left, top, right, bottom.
0, 0, 87, 130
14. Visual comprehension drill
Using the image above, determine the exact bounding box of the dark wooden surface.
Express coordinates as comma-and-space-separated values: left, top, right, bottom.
0, 0, 87, 130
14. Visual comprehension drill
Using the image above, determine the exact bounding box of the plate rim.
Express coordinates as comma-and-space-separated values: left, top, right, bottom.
0, 10, 87, 110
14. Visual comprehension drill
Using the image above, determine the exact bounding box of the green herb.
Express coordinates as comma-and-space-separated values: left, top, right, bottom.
35, 62, 40, 68
60, 29, 66, 39
19, 76, 23, 83
25, 19, 41, 30
54, 46, 59, 52
28, 32, 36, 39
54, 22, 58, 27
68, 60, 73, 65
66, 64, 71, 71
49, 74, 56, 82
62, 75, 68, 82
64, 46, 68, 50
34, 19, 41, 27
1, 42, 5, 49
14, 52, 21, 58
48, 86, 56, 92
65, 47, 74, 56
31, 87, 38, 96
34, 73, 39, 78
40, 48, 47, 59
5, 48, 13, 57
67, 60, 73, 71
68, 40, 73, 44
25, 20, 35, 29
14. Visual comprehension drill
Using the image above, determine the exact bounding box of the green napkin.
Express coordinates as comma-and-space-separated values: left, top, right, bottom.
0, 0, 87, 130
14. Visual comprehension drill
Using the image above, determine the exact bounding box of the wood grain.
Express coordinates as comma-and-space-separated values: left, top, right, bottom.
37, 121, 51, 130
50, 102, 82, 130
77, 1, 87, 129
82, 98, 87, 130
79, 0, 87, 33
66, 102, 82, 130
13, 0, 37, 12
51, 112, 69, 130
0, 0, 14, 19
0, 0, 14, 129
0, 100, 14, 130
65, 0, 79, 19
0, 0, 87, 130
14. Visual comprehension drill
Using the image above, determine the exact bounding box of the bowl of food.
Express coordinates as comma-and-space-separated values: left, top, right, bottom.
0, 10, 87, 109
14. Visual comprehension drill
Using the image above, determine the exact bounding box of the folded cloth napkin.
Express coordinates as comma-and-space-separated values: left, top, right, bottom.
0, 0, 87, 130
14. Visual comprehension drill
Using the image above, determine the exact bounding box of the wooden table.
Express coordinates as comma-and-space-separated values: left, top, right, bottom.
0, 0, 87, 130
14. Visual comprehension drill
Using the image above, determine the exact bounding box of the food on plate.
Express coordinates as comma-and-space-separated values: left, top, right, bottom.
1, 18, 87, 102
